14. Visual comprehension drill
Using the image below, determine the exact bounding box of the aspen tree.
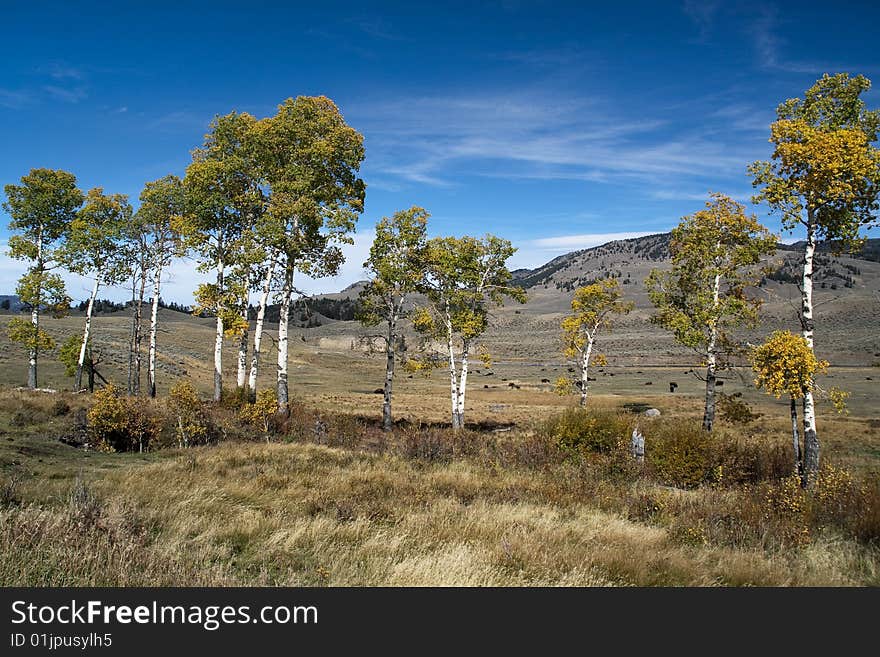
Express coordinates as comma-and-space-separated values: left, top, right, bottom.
358, 207, 429, 430
749, 73, 880, 482
3, 168, 82, 388
646, 194, 776, 431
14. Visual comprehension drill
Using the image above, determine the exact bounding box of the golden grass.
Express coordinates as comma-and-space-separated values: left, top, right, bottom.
3, 437, 877, 587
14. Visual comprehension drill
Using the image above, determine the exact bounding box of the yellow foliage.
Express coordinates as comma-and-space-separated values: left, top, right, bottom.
751, 330, 827, 399
771, 120, 880, 208
553, 376, 574, 396
828, 387, 850, 415
239, 389, 278, 438
88, 384, 163, 452
477, 345, 492, 369
168, 380, 209, 448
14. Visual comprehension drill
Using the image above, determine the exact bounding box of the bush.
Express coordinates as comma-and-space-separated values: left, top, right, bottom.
50, 397, 71, 416
715, 438, 792, 485
238, 389, 279, 441
717, 393, 762, 425
401, 428, 455, 463
646, 420, 716, 489
167, 380, 213, 448
87, 385, 164, 452
219, 385, 249, 410
541, 408, 633, 456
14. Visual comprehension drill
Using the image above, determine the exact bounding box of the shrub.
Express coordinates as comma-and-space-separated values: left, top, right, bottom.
541, 408, 633, 455
167, 380, 211, 448
87, 385, 164, 452
219, 385, 249, 410
50, 397, 71, 416
238, 389, 278, 441
646, 420, 715, 489
715, 438, 792, 485
401, 427, 455, 463
717, 393, 762, 425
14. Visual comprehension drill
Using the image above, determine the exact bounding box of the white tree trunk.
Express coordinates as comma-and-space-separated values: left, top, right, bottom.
456, 339, 470, 428
133, 269, 146, 395
248, 266, 273, 401
28, 304, 38, 389
213, 263, 225, 403
702, 271, 721, 432
28, 232, 43, 389
148, 266, 162, 398
580, 336, 594, 407
801, 220, 819, 484
75, 277, 101, 391
128, 273, 136, 394
236, 306, 248, 390
277, 264, 293, 410
382, 317, 396, 431
447, 333, 460, 430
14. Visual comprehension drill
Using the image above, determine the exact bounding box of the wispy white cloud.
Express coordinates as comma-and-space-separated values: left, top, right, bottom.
0, 88, 32, 109
146, 110, 211, 133
44, 62, 85, 81
495, 45, 598, 69
527, 231, 657, 251
355, 91, 759, 189
348, 16, 410, 42
751, 8, 874, 75
43, 85, 88, 103
682, 0, 721, 42
650, 188, 753, 203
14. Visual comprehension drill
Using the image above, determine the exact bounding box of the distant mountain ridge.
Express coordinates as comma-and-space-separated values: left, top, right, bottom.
511, 234, 880, 290
512, 233, 672, 289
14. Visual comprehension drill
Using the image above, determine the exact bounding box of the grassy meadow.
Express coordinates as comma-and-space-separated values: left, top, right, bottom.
1, 375, 878, 587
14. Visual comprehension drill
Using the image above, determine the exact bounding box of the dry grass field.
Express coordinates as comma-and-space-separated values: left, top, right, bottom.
1, 236, 879, 587
1, 375, 878, 586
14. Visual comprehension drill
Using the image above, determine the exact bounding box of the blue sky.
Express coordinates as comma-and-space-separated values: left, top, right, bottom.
2, 0, 879, 304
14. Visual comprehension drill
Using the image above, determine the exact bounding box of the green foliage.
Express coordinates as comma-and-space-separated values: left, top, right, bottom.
7, 317, 55, 354
58, 334, 85, 377
137, 174, 186, 271
3, 168, 83, 253
14, 269, 70, 318
716, 392, 762, 425
415, 233, 526, 357
541, 408, 633, 455
646, 193, 777, 355
253, 96, 366, 278
181, 111, 264, 333
559, 280, 631, 404
358, 206, 429, 331
561, 279, 632, 358
60, 187, 132, 284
